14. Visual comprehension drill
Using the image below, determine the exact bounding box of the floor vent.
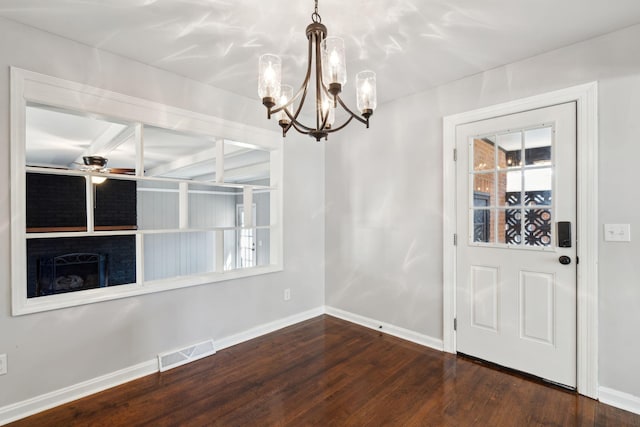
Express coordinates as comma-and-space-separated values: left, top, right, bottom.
158, 339, 216, 372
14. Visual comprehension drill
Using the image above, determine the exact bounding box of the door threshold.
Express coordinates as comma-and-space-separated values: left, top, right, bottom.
456, 352, 577, 393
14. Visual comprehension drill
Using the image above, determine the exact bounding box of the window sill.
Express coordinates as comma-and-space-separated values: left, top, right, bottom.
13, 264, 283, 316
26, 225, 138, 233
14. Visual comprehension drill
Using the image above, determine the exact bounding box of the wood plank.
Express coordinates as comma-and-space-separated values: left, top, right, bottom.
7, 316, 640, 426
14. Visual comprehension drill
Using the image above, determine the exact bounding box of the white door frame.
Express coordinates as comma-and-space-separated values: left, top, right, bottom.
442, 82, 599, 398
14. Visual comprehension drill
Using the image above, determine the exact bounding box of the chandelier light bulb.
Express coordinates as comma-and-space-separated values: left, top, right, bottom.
322, 36, 347, 88
278, 84, 293, 125
322, 98, 335, 126
258, 54, 282, 108
356, 70, 377, 116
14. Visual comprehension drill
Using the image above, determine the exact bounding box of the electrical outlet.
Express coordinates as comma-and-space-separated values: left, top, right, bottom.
0, 354, 7, 375
284, 288, 291, 301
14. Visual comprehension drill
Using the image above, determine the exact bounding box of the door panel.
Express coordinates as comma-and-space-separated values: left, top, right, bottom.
519, 271, 554, 345
470, 266, 499, 332
456, 102, 576, 387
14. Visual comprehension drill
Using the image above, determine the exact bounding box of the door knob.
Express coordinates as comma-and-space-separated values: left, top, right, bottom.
559, 255, 571, 265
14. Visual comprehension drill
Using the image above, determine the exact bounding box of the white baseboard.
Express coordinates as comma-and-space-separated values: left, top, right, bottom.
0, 359, 157, 426
215, 306, 325, 350
0, 306, 324, 426
599, 386, 640, 415
325, 306, 444, 351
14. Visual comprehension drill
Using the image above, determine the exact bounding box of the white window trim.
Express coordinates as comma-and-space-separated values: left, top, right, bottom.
10, 67, 284, 315
442, 82, 599, 398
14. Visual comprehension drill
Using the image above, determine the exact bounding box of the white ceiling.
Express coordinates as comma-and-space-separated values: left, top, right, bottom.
3, 1, 640, 105
25, 104, 270, 183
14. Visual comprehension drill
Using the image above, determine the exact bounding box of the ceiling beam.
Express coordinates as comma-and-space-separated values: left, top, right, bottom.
145, 142, 251, 177
194, 161, 270, 183
70, 124, 135, 168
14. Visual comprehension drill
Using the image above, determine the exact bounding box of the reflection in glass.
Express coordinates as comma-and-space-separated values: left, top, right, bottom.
94, 178, 137, 230
188, 184, 238, 229
497, 131, 522, 169
223, 229, 237, 271
236, 204, 256, 269
253, 188, 272, 227
27, 235, 136, 298
26, 173, 87, 232
143, 126, 215, 180
223, 145, 271, 185
525, 127, 552, 166
25, 103, 131, 170
137, 181, 180, 230
256, 229, 271, 266
144, 232, 216, 281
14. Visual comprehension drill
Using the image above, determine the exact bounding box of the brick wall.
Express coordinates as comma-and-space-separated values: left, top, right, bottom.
26, 173, 137, 228
26, 236, 136, 298
26, 173, 87, 228
472, 138, 508, 243
95, 178, 137, 226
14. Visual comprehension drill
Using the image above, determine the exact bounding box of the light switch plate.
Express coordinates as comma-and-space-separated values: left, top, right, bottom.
604, 224, 631, 242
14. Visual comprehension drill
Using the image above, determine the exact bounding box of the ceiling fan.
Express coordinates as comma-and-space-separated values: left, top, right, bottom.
77, 156, 136, 175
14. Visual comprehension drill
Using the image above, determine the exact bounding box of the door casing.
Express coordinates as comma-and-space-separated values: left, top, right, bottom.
442, 83, 599, 398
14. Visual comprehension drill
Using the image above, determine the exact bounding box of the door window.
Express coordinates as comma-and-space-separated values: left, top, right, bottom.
470, 125, 554, 248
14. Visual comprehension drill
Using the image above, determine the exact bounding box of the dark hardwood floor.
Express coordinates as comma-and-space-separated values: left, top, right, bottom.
8, 315, 640, 426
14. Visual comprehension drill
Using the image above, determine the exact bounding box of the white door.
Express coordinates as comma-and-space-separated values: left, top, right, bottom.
456, 102, 577, 387
236, 204, 257, 268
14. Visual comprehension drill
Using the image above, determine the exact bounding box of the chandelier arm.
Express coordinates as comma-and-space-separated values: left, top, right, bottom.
270, 29, 315, 125
314, 31, 323, 131
271, 75, 311, 116
270, 79, 310, 118
314, 32, 333, 132
335, 95, 369, 125
283, 105, 327, 134
288, 119, 313, 135
324, 115, 355, 133
285, 109, 332, 135
284, 108, 315, 133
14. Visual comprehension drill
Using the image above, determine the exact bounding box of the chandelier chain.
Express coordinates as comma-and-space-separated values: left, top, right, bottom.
311, 0, 321, 23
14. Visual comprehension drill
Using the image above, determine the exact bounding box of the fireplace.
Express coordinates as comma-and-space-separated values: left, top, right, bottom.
37, 252, 108, 296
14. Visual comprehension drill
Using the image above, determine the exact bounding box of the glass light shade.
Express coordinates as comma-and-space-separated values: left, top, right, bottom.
322, 37, 347, 86
322, 98, 335, 127
278, 85, 293, 122
356, 70, 377, 112
258, 54, 282, 100
327, 107, 335, 127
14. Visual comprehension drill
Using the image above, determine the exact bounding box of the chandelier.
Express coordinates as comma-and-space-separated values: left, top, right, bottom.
258, 0, 377, 141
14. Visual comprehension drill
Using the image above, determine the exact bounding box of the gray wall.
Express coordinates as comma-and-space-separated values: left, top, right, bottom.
325, 24, 640, 398
0, 17, 325, 407
3, 10, 640, 412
